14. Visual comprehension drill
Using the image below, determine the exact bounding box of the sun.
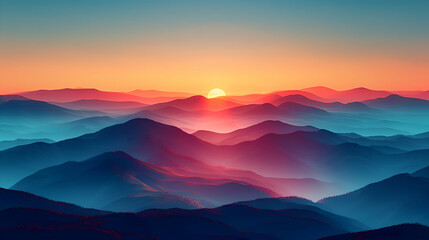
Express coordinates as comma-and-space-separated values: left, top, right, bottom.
207, 88, 226, 98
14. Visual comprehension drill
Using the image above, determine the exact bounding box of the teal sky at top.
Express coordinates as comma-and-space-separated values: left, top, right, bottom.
1, 0, 428, 51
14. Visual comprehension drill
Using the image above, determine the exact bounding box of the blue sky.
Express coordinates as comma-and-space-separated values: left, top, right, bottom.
1, 0, 428, 94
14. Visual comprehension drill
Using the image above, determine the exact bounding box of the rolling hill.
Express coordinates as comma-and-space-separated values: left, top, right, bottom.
319, 171, 429, 228
2, 117, 429, 195
193, 120, 317, 145
319, 224, 429, 240
0, 100, 100, 125
0, 187, 107, 215
12, 151, 278, 210
364, 94, 429, 112
0, 203, 364, 240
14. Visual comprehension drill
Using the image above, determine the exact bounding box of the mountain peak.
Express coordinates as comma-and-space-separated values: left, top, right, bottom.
188, 95, 207, 100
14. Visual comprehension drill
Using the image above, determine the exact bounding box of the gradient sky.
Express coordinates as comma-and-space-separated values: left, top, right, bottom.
1, 0, 428, 95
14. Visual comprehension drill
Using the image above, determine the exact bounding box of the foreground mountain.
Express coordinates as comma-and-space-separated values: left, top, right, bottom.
140, 204, 365, 240
0, 188, 106, 215
231, 197, 366, 231
0, 207, 264, 240
319, 170, 429, 227
0, 203, 364, 240
319, 224, 429, 240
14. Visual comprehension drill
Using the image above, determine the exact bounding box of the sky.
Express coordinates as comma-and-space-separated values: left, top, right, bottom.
1, 0, 428, 95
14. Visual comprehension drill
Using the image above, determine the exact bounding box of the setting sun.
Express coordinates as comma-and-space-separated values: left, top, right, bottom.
207, 88, 226, 98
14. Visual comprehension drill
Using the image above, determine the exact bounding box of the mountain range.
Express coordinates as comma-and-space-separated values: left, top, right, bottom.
2, 117, 429, 197
0, 202, 365, 240
319, 165, 429, 227
2, 86, 429, 239
12, 151, 278, 210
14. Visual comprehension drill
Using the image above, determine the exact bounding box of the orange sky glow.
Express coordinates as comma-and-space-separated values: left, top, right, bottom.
1, 1, 428, 95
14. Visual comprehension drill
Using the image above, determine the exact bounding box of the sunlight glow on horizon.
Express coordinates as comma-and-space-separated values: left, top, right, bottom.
1, 1, 428, 94
207, 88, 226, 98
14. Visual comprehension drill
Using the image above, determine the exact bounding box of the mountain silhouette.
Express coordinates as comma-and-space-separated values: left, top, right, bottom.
231, 197, 366, 231
145, 95, 241, 111
0, 118, 210, 187
412, 165, 429, 178
128, 89, 193, 98
0, 138, 54, 151
273, 89, 328, 102
232, 196, 317, 210
0, 100, 100, 125
272, 94, 377, 113
0, 203, 364, 240
2, 117, 429, 194
303, 87, 392, 103
193, 120, 317, 145
364, 94, 429, 112
0, 187, 106, 215
140, 204, 365, 240
319, 224, 429, 240
205, 130, 429, 187
54, 99, 147, 113
19, 88, 156, 103
319, 171, 429, 228
0, 94, 30, 103
0, 117, 338, 201
12, 151, 277, 210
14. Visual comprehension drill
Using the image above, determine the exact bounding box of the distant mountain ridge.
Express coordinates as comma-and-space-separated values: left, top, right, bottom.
0, 95, 30, 103
0, 138, 54, 151
144, 95, 241, 111
0, 100, 102, 125
364, 94, 429, 112
303, 87, 392, 103
193, 120, 318, 145
19, 88, 184, 104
